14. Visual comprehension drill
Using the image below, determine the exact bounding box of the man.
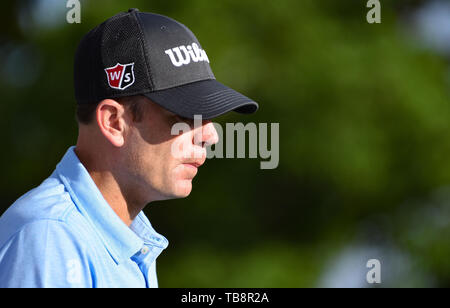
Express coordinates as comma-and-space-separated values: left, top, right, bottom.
0, 9, 257, 287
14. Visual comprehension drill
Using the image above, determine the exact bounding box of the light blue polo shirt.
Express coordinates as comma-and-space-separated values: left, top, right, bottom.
0, 146, 168, 288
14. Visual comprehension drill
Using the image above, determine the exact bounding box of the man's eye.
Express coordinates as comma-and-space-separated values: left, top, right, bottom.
176, 116, 194, 126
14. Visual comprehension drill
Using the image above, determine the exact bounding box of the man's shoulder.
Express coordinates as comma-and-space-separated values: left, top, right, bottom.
0, 173, 95, 287
0, 173, 79, 245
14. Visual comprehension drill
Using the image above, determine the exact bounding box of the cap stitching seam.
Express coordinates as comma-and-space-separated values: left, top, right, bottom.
132, 12, 154, 90
153, 76, 216, 92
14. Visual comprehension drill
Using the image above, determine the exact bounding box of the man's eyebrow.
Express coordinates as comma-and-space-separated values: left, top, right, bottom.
176, 115, 191, 121
176, 115, 196, 126
160, 108, 179, 119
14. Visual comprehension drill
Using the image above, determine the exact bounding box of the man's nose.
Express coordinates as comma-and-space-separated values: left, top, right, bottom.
194, 121, 219, 147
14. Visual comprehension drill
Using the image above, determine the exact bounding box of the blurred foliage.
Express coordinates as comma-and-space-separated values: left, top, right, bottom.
1, 0, 449, 287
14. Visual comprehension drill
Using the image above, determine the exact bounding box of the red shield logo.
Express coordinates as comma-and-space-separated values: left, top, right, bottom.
104, 63, 135, 90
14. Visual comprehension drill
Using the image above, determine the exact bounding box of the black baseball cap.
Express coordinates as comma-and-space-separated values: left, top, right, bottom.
74, 8, 258, 119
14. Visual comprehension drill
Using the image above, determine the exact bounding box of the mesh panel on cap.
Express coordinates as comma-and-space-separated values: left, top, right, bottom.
74, 11, 152, 104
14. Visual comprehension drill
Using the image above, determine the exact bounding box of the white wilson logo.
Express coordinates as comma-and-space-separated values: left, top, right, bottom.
165, 42, 209, 67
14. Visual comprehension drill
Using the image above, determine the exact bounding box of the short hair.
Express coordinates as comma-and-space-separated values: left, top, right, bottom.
76, 96, 146, 125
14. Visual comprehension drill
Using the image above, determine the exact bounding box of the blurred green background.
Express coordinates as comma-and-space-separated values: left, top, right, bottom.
1, 0, 450, 287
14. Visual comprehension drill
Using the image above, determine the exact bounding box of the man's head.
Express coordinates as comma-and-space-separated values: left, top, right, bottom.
73, 9, 258, 206
76, 95, 219, 203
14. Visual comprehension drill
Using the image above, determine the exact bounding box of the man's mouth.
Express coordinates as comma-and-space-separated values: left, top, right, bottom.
183, 162, 201, 169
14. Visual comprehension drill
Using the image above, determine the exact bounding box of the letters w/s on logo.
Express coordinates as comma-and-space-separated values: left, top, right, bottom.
105, 63, 135, 90
165, 42, 209, 67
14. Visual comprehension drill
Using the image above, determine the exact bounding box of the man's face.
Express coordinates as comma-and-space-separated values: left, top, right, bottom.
121, 97, 219, 202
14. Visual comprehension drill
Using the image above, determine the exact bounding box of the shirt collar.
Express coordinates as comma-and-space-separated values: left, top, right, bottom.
55, 146, 168, 264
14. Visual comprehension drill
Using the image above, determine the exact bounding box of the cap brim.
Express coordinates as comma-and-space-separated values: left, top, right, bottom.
143, 79, 258, 120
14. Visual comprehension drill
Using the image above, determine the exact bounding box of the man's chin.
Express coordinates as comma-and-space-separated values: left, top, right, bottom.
174, 180, 193, 198
159, 180, 192, 200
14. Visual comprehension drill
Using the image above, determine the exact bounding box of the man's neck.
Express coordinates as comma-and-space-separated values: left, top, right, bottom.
89, 171, 139, 226
74, 147, 141, 227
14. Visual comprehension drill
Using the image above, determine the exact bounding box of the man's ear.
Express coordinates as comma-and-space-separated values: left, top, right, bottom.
96, 99, 126, 147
